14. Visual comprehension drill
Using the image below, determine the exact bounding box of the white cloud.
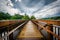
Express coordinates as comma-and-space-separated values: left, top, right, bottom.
7, 0, 14, 7
19, 0, 21, 2
0, 0, 21, 15
7, 8, 20, 15
34, 6, 60, 19
16, 0, 21, 2
33, 0, 60, 19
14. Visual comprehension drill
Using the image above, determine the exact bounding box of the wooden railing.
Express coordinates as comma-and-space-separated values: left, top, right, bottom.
35, 20, 60, 26
0, 20, 25, 27
32, 20, 60, 40
0, 20, 28, 40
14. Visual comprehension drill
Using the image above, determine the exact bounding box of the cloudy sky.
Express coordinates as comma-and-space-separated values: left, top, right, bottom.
0, 0, 60, 19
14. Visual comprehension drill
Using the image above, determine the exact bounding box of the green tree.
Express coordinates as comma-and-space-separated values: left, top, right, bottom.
0, 12, 36, 20
30, 16, 36, 19
41, 16, 60, 20
0, 12, 11, 20
11, 14, 23, 19
5, 13, 11, 19
22, 14, 30, 20
0, 12, 5, 20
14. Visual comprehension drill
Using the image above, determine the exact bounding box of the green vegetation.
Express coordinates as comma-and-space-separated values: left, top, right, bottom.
41, 16, 60, 20
1, 12, 60, 20
30, 16, 36, 19
22, 14, 30, 20
11, 14, 23, 19
0, 12, 11, 20
0, 12, 36, 20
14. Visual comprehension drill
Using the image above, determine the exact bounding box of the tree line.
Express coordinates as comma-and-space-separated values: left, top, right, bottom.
41, 16, 60, 20
0, 12, 36, 20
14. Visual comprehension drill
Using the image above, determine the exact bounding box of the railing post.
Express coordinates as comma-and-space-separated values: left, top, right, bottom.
9, 33, 14, 40
8, 27, 14, 40
58, 28, 60, 40
47, 24, 53, 40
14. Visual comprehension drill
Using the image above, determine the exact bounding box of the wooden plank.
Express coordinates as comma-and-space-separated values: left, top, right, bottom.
17, 21, 44, 40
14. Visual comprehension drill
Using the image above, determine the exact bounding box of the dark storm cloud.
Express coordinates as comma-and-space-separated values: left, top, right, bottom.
45, 0, 57, 5
32, 0, 57, 14
10, 0, 15, 3
11, 0, 57, 8
10, 0, 25, 13
9, 0, 57, 14
22, 0, 41, 7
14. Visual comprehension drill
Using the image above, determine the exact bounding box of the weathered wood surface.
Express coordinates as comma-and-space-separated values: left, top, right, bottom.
17, 21, 44, 40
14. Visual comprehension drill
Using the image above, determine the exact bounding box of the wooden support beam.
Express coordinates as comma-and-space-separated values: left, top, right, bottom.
47, 24, 53, 40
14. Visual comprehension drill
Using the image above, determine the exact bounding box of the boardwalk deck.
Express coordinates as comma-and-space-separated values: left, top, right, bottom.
17, 21, 44, 40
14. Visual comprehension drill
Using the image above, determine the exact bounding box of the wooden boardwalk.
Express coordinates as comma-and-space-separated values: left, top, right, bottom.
0, 20, 60, 40
17, 21, 44, 40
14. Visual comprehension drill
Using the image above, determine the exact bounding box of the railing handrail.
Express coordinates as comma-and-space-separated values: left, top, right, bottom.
0, 21, 27, 40
32, 21, 60, 40
36, 21, 60, 28
53, 25, 60, 28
